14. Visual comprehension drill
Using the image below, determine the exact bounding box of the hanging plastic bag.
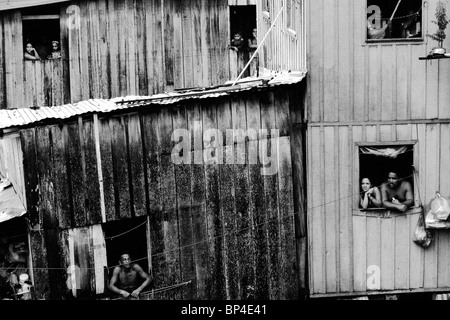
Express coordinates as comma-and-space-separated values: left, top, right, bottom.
425, 192, 450, 229
413, 209, 432, 248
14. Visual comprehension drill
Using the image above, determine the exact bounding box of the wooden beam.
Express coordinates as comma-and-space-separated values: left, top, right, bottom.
22, 14, 60, 20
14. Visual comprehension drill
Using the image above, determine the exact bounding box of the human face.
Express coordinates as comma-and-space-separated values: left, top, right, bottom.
52, 43, 59, 51
361, 178, 371, 192
119, 254, 131, 268
387, 172, 399, 188
26, 43, 33, 53
252, 29, 257, 37
234, 33, 241, 40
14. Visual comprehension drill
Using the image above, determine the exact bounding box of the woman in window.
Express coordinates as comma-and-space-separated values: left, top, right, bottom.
360, 177, 382, 209
24, 42, 41, 61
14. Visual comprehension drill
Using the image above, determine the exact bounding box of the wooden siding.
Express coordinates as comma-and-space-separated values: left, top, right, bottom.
256, 0, 306, 72
307, 0, 450, 123
0, 0, 237, 109
307, 123, 450, 296
21, 85, 305, 299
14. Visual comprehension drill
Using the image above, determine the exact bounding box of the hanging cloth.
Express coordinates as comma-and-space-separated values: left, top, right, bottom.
359, 145, 410, 158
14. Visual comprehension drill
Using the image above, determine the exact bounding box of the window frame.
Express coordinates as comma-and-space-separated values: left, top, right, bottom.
353, 140, 419, 215
365, 0, 425, 44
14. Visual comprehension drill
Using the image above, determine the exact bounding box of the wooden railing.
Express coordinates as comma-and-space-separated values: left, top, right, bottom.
23, 59, 66, 108
229, 49, 259, 80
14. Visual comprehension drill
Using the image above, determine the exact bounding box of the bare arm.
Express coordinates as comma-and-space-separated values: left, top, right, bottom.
370, 187, 382, 208
401, 181, 414, 208
24, 52, 39, 60
108, 267, 129, 298
130, 264, 152, 297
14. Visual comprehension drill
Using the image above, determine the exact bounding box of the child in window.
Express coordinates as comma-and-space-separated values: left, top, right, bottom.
47, 40, 61, 59
230, 31, 245, 51
248, 28, 257, 50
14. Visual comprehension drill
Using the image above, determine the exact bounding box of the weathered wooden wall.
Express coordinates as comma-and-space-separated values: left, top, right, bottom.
0, 0, 236, 109
21, 85, 305, 299
307, 0, 450, 123
308, 122, 450, 297
256, 0, 306, 72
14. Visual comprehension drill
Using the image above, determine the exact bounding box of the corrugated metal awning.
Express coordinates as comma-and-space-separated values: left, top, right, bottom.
0, 186, 26, 224
0, 0, 69, 11
0, 72, 306, 131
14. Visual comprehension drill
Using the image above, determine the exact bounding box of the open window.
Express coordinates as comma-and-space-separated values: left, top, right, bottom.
358, 143, 415, 212
103, 217, 150, 276
22, 3, 61, 60
229, 5, 257, 51
366, 0, 423, 41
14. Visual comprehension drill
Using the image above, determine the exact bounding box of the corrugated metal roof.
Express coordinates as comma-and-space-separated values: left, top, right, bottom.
0, 0, 70, 11
0, 72, 306, 131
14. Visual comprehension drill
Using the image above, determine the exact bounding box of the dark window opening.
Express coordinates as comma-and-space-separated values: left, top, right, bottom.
22, 4, 61, 60
103, 217, 149, 274
0, 217, 31, 300
229, 5, 257, 51
367, 0, 423, 41
359, 145, 414, 211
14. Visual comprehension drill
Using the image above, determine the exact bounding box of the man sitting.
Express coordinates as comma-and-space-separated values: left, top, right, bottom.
380, 170, 414, 212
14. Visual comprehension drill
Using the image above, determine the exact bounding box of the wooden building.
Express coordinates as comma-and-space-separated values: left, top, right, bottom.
0, 73, 307, 300
303, 0, 450, 298
0, 0, 261, 110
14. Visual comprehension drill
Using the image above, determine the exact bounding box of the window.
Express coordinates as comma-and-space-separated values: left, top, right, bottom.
229, 5, 257, 50
366, 0, 423, 41
103, 217, 149, 274
358, 143, 415, 212
22, 4, 61, 60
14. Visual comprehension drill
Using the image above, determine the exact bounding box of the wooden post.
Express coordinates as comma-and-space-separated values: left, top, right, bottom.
93, 114, 106, 223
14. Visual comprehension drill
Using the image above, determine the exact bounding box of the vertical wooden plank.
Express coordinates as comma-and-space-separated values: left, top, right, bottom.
99, 118, 116, 222
111, 116, 131, 220
423, 123, 439, 288
0, 16, 5, 109
324, 127, 337, 292
367, 46, 379, 121
173, 105, 196, 299
203, 102, 226, 299
116, 0, 128, 96
59, 4, 71, 104
200, 0, 211, 86
409, 212, 424, 289
163, 0, 175, 90
12, 11, 23, 108
107, 0, 119, 98
97, 0, 110, 98
126, 113, 147, 217
322, 0, 336, 122
181, 0, 194, 89
396, 45, 409, 121
67, 120, 86, 227
425, 61, 439, 120
438, 124, 450, 288
310, 126, 325, 293
67, 2, 81, 103
366, 217, 381, 291
87, 0, 100, 99
126, 0, 138, 95
188, 104, 210, 299
3, 13, 14, 108
93, 224, 108, 294
20, 129, 39, 227
83, 119, 102, 225
79, 1, 90, 100
159, 107, 182, 299
410, 45, 426, 120
135, 0, 148, 95
381, 45, 394, 121
217, 0, 230, 83
29, 230, 50, 300
380, 217, 395, 291
51, 125, 72, 229
394, 215, 410, 289
278, 136, 297, 299
337, 0, 350, 122
352, 215, 366, 293
216, 98, 239, 299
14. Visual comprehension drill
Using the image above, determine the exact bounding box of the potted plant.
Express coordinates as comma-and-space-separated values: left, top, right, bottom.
427, 0, 449, 55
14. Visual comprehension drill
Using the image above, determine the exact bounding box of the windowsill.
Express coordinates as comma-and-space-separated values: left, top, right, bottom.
364, 38, 424, 46
354, 206, 422, 218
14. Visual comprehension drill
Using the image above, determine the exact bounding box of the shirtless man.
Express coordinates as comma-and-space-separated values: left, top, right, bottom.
108, 253, 151, 300
380, 171, 414, 212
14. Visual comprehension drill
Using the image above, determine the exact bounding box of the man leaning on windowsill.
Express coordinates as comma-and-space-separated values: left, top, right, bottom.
380, 171, 414, 213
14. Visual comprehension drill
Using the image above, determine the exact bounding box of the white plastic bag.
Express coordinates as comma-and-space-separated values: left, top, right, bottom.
425, 192, 450, 229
